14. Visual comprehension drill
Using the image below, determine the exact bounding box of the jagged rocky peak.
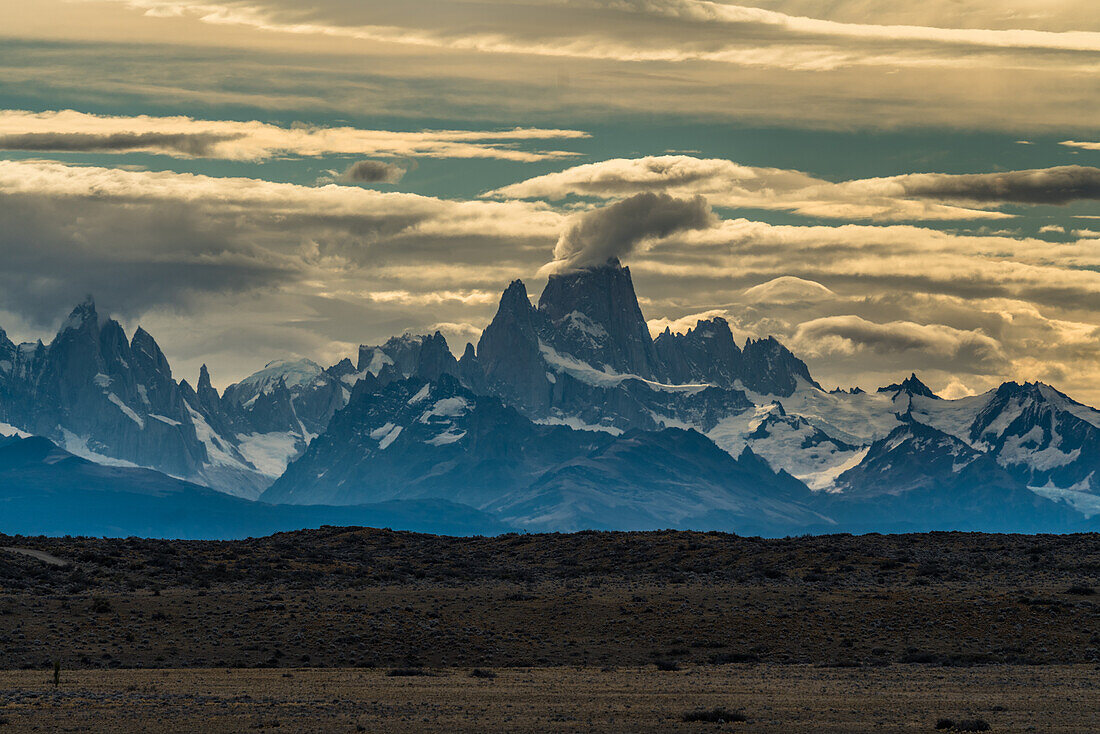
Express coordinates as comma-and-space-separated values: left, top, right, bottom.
878, 373, 939, 399
498, 279, 538, 320
653, 316, 742, 386
834, 420, 981, 496
537, 257, 662, 379
740, 336, 820, 397
476, 278, 549, 411
358, 332, 459, 382
0, 327, 15, 374
478, 280, 538, 361
197, 363, 214, 392
330, 357, 356, 374
192, 363, 227, 419
417, 332, 461, 381
130, 327, 171, 377
57, 294, 101, 336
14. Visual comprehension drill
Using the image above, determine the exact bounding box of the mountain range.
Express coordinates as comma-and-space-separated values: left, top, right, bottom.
2, 258, 1098, 537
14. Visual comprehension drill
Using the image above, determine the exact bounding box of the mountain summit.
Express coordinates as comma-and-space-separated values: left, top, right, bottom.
538, 258, 662, 379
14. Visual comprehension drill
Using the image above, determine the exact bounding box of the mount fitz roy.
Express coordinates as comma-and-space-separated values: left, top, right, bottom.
2, 259, 1098, 537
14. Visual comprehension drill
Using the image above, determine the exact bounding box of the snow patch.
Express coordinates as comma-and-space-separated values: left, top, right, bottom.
186, 405, 244, 469
59, 429, 140, 468
107, 393, 144, 429
370, 422, 396, 440
407, 384, 431, 404
363, 348, 394, 377
535, 416, 624, 435
370, 421, 405, 448
539, 342, 709, 394
419, 397, 469, 423
1030, 484, 1100, 518
0, 422, 30, 438
562, 311, 608, 339
340, 370, 369, 386
149, 413, 181, 427
803, 447, 870, 492
378, 424, 402, 449
426, 429, 466, 446
236, 431, 302, 476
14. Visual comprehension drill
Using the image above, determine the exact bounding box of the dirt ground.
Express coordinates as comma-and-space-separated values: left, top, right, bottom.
0, 664, 1097, 732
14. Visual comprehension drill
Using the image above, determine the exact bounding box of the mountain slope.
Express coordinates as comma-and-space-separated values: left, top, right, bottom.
0, 434, 508, 538
817, 421, 1080, 533
262, 374, 614, 507
488, 428, 831, 534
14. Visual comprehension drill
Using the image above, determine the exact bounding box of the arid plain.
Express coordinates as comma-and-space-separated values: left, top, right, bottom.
2, 528, 1098, 731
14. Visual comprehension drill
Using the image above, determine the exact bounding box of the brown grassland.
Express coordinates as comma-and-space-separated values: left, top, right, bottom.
1, 527, 1098, 730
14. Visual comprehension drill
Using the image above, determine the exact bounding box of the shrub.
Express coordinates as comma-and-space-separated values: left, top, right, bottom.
955, 720, 991, 732
682, 707, 747, 723
935, 720, 954, 730
654, 659, 680, 671
470, 668, 497, 679
1066, 585, 1096, 596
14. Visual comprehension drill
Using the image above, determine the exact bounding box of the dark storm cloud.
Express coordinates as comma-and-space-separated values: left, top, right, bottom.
0, 192, 300, 326
0, 131, 244, 157
341, 159, 407, 184
0, 159, 560, 334
551, 192, 715, 270
894, 166, 1100, 204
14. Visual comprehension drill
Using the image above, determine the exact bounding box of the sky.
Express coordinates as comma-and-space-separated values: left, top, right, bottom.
0, 0, 1098, 404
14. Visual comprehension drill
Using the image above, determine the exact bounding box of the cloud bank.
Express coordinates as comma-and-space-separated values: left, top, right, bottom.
491, 156, 1100, 221
0, 110, 588, 161
0, 157, 1097, 404
82, 0, 1100, 68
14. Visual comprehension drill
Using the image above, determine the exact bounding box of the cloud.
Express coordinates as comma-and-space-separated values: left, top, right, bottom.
861, 166, 1100, 205
0, 158, 561, 328
7, 32, 1098, 133
547, 192, 715, 271
742, 276, 836, 304
429, 321, 485, 351
0, 110, 588, 161
1060, 141, 1100, 151
341, 159, 406, 184
0, 131, 244, 156
79, 0, 1100, 70
791, 315, 1008, 371
1039, 224, 1066, 234
488, 156, 1015, 221
491, 156, 1100, 221
646, 308, 729, 337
